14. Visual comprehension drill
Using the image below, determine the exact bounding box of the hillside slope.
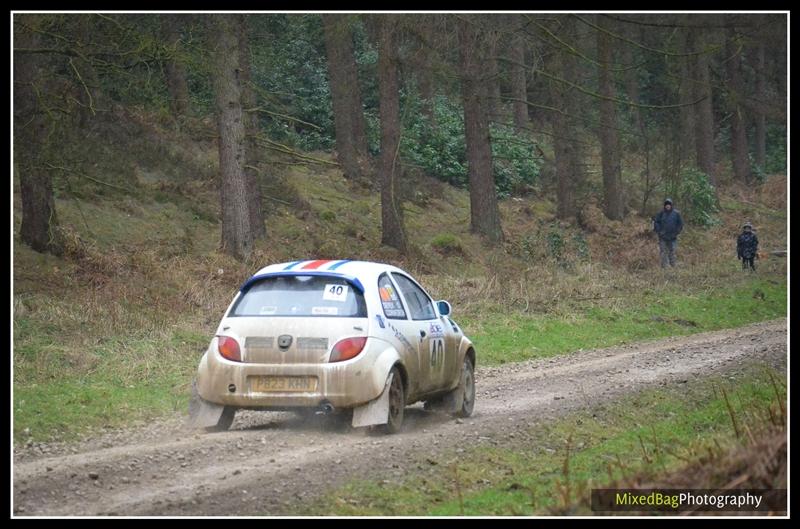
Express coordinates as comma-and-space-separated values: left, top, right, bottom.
12, 109, 788, 442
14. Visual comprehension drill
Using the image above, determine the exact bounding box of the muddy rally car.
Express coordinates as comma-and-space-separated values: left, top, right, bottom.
188, 260, 476, 433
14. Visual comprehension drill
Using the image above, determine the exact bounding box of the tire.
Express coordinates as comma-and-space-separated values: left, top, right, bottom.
188, 379, 236, 432
453, 357, 475, 418
377, 367, 405, 434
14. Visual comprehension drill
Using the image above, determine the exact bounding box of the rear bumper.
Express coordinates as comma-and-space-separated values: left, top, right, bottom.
195, 340, 387, 409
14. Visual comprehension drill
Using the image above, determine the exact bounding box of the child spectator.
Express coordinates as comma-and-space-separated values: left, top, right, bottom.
736, 222, 759, 271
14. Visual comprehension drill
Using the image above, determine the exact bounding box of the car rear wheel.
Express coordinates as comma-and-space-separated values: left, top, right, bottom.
453, 357, 475, 418
378, 366, 405, 434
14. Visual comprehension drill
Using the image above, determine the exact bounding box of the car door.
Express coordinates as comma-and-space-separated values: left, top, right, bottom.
391, 273, 445, 395
376, 273, 423, 397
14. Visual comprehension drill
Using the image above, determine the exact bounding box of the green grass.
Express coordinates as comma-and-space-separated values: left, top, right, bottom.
301, 368, 786, 516
15, 376, 186, 441
461, 278, 786, 365
14, 328, 208, 441
430, 233, 465, 254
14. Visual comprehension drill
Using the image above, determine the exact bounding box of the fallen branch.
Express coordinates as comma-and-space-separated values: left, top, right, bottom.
256, 137, 339, 167
269, 160, 312, 167
261, 195, 292, 206
245, 106, 323, 131
44, 163, 132, 193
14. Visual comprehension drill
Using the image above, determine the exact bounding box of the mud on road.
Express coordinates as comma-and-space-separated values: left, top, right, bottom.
13, 319, 787, 516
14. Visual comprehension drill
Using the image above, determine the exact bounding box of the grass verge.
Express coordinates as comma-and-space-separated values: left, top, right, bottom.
301, 366, 786, 516
460, 278, 786, 365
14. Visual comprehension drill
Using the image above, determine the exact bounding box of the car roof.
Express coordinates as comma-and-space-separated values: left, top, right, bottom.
253, 260, 403, 277
243, 260, 409, 292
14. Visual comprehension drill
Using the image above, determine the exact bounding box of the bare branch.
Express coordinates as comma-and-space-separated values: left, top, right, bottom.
573, 14, 724, 58
543, 66, 709, 109
525, 15, 643, 72
68, 58, 95, 117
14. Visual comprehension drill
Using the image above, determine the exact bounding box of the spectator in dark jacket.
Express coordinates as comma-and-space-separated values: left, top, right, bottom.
737, 222, 759, 271
653, 198, 684, 268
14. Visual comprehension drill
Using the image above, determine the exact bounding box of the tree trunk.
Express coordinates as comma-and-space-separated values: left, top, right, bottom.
726, 27, 753, 185
237, 15, 265, 240
162, 15, 191, 119
322, 14, 370, 182
679, 27, 696, 166
509, 32, 529, 130
754, 42, 767, 171
550, 20, 581, 221
552, 116, 576, 220
689, 28, 717, 188
596, 18, 624, 221
619, 25, 643, 144
416, 16, 436, 127
14, 22, 63, 256
485, 30, 502, 123
459, 18, 503, 243
377, 17, 407, 253
213, 15, 255, 260
19, 153, 62, 256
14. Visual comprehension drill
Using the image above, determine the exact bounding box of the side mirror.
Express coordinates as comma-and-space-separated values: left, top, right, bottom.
437, 300, 452, 316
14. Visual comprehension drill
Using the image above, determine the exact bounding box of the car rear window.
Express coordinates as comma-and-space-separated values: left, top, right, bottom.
230, 275, 367, 318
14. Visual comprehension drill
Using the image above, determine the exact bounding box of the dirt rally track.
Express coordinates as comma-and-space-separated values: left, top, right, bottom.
13, 319, 787, 516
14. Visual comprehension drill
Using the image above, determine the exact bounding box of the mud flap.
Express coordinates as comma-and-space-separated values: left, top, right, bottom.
351, 373, 393, 428
187, 383, 226, 429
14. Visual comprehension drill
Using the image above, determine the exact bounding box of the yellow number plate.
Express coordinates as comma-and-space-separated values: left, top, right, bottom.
250, 376, 318, 393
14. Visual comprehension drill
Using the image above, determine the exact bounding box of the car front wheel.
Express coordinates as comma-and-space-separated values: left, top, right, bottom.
453, 357, 475, 418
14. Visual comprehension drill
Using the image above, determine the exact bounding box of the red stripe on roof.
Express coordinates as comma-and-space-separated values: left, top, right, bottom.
301, 259, 333, 270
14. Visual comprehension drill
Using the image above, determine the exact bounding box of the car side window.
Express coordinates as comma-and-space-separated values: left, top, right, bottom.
378, 273, 407, 319
392, 273, 436, 321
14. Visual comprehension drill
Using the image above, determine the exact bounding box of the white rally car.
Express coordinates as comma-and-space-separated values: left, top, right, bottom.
188, 260, 476, 433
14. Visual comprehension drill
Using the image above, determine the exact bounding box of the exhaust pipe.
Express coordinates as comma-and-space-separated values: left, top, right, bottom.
320, 402, 335, 415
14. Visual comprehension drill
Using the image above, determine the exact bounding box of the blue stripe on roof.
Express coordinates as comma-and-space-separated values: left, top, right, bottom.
283, 260, 304, 270
327, 259, 350, 270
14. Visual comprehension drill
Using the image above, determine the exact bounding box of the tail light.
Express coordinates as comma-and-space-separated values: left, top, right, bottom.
329, 337, 367, 363
217, 336, 242, 362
